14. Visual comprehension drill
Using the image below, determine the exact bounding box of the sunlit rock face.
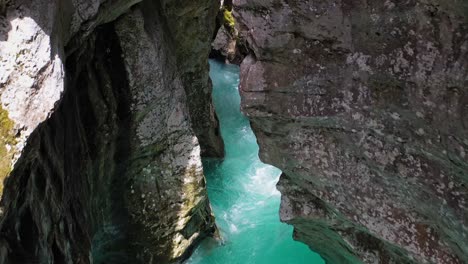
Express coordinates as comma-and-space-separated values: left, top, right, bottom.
0, 0, 220, 263
235, 0, 468, 263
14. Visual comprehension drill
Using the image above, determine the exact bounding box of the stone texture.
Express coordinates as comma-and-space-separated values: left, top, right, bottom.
0, 0, 220, 263
235, 0, 468, 263
0, 0, 140, 199
115, 5, 215, 262
159, 0, 224, 158
211, 25, 237, 62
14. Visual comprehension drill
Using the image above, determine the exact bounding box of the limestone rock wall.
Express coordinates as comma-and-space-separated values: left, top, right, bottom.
235, 0, 468, 263
0, 0, 220, 263
160, 0, 224, 157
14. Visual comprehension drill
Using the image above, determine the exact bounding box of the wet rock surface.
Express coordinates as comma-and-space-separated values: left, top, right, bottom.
0, 0, 220, 263
235, 0, 468, 263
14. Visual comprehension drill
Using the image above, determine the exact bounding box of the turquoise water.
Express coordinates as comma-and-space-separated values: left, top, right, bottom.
185, 61, 325, 264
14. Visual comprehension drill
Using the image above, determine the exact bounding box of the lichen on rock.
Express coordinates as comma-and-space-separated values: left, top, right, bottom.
0, 105, 15, 194
210, 2, 250, 64
222, 6, 235, 29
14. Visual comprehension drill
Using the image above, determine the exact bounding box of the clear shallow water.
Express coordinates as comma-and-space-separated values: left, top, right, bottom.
185, 60, 325, 264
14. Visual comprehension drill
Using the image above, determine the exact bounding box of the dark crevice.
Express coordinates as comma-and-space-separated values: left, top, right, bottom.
52, 239, 66, 264
88, 23, 134, 264
18, 207, 38, 256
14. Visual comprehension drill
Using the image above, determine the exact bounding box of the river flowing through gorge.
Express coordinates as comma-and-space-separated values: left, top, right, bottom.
185, 61, 325, 264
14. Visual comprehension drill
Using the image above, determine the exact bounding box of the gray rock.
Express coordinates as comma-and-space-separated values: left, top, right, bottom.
235, 0, 468, 263
0, 0, 220, 263
159, 0, 224, 157
212, 26, 235, 61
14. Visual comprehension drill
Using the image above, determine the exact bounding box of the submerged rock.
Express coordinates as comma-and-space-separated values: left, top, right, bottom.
235, 0, 468, 263
0, 0, 220, 263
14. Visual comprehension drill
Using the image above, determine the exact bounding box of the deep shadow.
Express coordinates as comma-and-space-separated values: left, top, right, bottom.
0, 17, 137, 263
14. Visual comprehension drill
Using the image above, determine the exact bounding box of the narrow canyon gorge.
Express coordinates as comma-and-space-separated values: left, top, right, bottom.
0, 0, 467, 264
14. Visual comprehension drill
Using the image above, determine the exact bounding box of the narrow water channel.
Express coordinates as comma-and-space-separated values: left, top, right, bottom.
185, 61, 325, 264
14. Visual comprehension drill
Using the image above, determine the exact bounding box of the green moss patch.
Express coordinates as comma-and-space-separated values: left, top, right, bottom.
223, 8, 235, 28
0, 104, 16, 194
221, 6, 236, 35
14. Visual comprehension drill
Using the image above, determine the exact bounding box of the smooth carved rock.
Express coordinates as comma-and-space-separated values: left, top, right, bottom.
0, 0, 220, 263
235, 0, 468, 263
159, 0, 224, 158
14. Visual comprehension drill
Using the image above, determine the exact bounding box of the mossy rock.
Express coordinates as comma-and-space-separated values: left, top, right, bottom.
222, 6, 235, 32
0, 105, 16, 194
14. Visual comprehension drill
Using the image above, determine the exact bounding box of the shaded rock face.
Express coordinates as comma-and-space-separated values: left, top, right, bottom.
160, 0, 224, 158
0, 0, 221, 263
235, 0, 468, 263
211, 25, 238, 62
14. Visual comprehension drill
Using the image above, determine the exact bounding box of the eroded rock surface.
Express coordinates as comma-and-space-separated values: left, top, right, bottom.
0, 0, 220, 263
235, 0, 468, 263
